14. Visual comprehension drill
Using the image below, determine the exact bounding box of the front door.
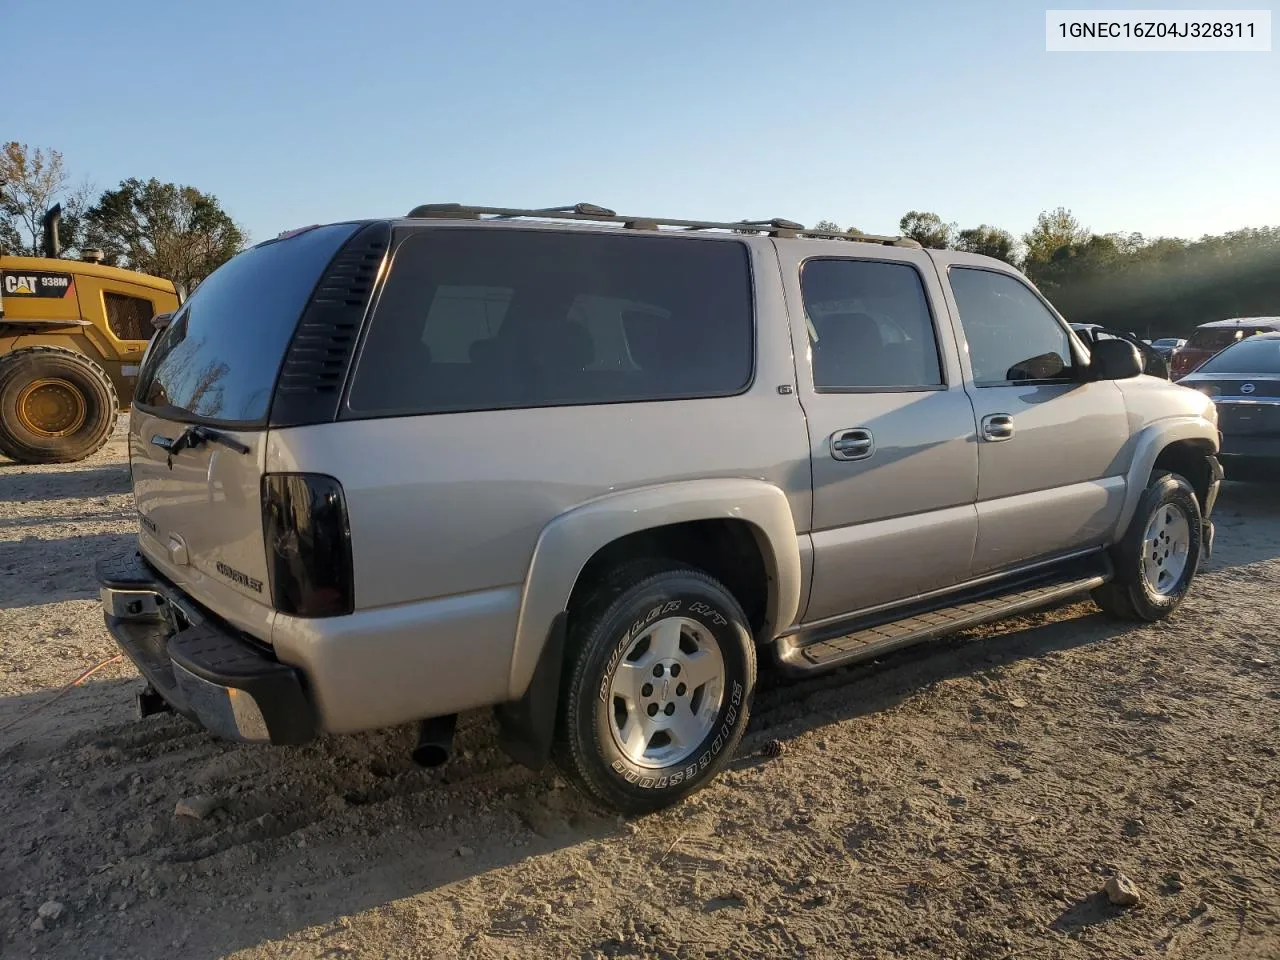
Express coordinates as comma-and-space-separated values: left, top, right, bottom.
934, 256, 1131, 576
778, 242, 980, 625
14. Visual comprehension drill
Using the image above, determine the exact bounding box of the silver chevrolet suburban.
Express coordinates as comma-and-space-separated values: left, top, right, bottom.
97, 203, 1222, 814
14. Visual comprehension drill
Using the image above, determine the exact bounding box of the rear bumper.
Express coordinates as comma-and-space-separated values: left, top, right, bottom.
96, 549, 316, 745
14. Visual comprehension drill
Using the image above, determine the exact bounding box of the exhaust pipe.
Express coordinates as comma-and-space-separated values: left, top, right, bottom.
411, 713, 457, 767
41, 204, 62, 259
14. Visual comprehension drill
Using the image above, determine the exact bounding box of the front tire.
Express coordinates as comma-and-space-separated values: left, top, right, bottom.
1093, 471, 1202, 621
555, 564, 755, 815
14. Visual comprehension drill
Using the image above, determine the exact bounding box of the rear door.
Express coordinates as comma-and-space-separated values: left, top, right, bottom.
129, 222, 362, 638
932, 254, 1130, 576
775, 241, 979, 624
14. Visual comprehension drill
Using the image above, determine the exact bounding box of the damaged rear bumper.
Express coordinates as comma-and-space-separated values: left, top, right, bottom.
96, 549, 315, 745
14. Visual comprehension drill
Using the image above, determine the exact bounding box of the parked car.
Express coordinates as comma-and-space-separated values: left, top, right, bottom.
1070, 323, 1170, 379
95, 203, 1223, 814
1171, 318, 1280, 379
1178, 331, 1280, 472
1151, 337, 1186, 358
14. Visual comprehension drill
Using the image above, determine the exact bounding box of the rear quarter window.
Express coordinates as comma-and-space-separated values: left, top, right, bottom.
137, 223, 359, 424
346, 229, 754, 416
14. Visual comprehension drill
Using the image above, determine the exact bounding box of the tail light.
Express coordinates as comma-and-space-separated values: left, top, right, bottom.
262, 473, 354, 617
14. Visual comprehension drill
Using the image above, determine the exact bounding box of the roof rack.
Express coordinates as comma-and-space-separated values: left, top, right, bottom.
403, 202, 922, 248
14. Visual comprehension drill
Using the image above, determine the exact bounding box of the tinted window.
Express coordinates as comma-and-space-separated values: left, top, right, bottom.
137, 223, 358, 424
1197, 338, 1280, 374
800, 259, 942, 389
104, 292, 155, 341
949, 268, 1073, 385
1188, 327, 1275, 352
347, 229, 753, 415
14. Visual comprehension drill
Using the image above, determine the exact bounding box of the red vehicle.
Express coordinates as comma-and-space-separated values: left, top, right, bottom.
1171, 317, 1280, 379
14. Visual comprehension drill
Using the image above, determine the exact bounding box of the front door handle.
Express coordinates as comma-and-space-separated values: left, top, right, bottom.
981, 413, 1015, 442
830, 428, 875, 461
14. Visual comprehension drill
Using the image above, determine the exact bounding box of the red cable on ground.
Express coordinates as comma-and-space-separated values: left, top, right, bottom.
0, 654, 125, 735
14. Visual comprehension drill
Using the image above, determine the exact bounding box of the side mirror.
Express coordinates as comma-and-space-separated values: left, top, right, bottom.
1090, 338, 1142, 380
151, 311, 173, 332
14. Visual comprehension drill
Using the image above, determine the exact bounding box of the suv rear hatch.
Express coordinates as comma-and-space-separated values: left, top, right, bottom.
128, 222, 372, 640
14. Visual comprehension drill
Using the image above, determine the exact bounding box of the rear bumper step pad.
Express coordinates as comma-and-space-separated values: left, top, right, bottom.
96, 549, 315, 745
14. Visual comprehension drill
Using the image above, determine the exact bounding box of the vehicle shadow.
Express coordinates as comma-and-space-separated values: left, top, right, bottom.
0, 464, 131, 502
0, 531, 137, 609
0, 671, 621, 960
738, 597, 1123, 764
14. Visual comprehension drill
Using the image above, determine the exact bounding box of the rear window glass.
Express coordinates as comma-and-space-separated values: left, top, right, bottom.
1188, 327, 1274, 351
1197, 338, 1280, 374
137, 223, 358, 424
346, 229, 753, 416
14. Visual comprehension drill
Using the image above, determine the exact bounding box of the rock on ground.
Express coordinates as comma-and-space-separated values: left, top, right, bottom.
1104, 873, 1141, 907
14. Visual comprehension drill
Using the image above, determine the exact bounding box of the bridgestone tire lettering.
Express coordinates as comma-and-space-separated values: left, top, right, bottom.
556, 566, 756, 813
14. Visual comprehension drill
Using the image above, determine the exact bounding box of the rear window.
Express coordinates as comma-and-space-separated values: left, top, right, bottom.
1188, 327, 1275, 352
136, 223, 359, 424
346, 229, 753, 416
1197, 338, 1280, 374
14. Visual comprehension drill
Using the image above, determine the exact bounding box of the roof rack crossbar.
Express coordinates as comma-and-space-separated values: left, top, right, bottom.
402, 203, 921, 248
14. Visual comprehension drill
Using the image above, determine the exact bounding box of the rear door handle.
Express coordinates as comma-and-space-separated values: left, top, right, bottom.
829, 428, 875, 461
981, 413, 1015, 442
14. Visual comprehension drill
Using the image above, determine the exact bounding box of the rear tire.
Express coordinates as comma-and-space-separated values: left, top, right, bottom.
0, 347, 118, 464
555, 562, 756, 815
1093, 471, 1202, 622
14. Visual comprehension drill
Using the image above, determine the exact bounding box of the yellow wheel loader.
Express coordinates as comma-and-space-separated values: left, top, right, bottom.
0, 207, 179, 463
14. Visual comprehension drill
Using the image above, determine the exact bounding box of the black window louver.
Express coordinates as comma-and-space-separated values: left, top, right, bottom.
269, 222, 390, 427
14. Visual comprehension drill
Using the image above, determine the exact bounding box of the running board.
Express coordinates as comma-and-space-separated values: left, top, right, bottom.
776, 558, 1110, 676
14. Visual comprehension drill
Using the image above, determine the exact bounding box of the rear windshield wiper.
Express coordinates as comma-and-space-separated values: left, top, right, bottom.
165, 424, 250, 469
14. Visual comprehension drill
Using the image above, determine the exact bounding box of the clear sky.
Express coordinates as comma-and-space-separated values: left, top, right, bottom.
9, 0, 1277, 244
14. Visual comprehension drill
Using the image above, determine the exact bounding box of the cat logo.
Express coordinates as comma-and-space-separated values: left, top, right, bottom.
1, 271, 74, 298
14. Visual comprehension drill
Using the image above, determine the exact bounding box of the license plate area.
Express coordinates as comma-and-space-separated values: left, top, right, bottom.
1218, 402, 1280, 436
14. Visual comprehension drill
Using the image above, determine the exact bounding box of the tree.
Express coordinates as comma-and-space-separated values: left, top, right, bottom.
0, 219, 20, 256
0, 142, 92, 256
1022, 207, 1089, 277
956, 225, 1017, 263
898, 211, 954, 249
810, 219, 865, 236
84, 178, 246, 294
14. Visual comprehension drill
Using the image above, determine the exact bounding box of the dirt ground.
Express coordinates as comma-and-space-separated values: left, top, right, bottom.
1, 419, 1277, 960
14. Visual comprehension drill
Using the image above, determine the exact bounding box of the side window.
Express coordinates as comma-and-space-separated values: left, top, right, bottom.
347, 230, 753, 415
948, 268, 1073, 385
799, 259, 943, 390
104, 292, 156, 341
